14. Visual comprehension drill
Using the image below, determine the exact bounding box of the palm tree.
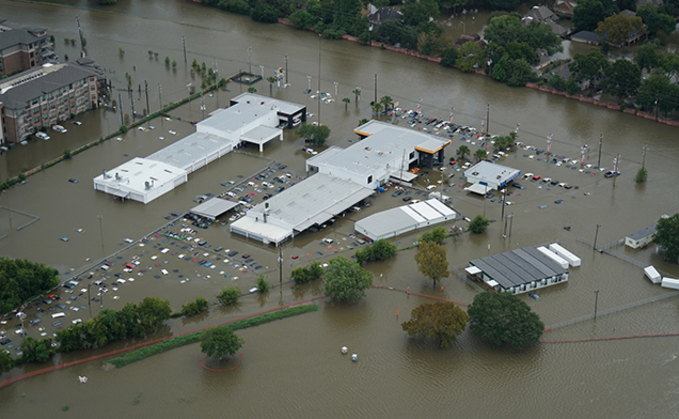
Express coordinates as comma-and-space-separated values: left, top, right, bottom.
380, 95, 393, 111
371, 102, 383, 117
342, 97, 350, 110
247, 87, 257, 94
266, 76, 277, 97
352, 88, 361, 104
474, 149, 488, 161
456, 145, 470, 160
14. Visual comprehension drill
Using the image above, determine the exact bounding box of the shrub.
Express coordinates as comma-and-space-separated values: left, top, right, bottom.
180, 296, 209, 316
216, 287, 240, 305
256, 275, 270, 293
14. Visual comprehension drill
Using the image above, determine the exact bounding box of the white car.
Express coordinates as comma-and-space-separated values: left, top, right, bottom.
161, 269, 169, 276
160, 248, 170, 254
35, 132, 50, 140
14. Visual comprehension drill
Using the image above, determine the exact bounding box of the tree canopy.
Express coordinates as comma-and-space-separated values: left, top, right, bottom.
469, 214, 490, 234
605, 58, 641, 102
419, 226, 447, 244
323, 256, 373, 302
0, 257, 60, 314
0, 350, 13, 372
216, 287, 241, 305
569, 49, 609, 88
467, 291, 544, 349
572, 0, 617, 32
596, 14, 645, 46
200, 327, 244, 360
401, 302, 469, 348
355, 239, 398, 264
296, 124, 331, 146
291, 262, 324, 285
652, 213, 679, 262
414, 241, 450, 286
456, 41, 485, 73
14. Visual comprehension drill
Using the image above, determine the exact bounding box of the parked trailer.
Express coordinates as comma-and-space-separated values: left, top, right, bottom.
548, 243, 581, 267
644, 266, 662, 284
537, 246, 569, 269
661, 277, 679, 290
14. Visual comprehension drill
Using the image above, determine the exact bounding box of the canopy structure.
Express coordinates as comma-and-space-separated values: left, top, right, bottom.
189, 198, 240, 220
464, 183, 490, 195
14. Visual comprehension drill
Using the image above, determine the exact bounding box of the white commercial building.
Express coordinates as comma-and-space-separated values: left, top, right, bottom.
463, 161, 521, 194
94, 94, 304, 203
230, 173, 373, 245
354, 199, 456, 240
306, 121, 451, 189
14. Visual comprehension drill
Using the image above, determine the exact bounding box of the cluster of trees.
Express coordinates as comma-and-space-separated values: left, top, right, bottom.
296, 124, 331, 146
291, 262, 324, 286
355, 239, 398, 265
573, 0, 677, 40
549, 46, 679, 117
191, 59, 220, 90
54, 297, 172, 355
402, 292, 544, 349
653, 213, 679, 263
0, 257, 60, 314
178, 296, 209, 317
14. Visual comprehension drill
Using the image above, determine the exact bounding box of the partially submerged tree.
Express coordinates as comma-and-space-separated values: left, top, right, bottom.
295, 124, 331, 146
323, 256, 373, 302
469, 214, 490, 234
216, 287, 241, 305
355, 239, 398, 265
401, 302, 469, 348
652, 213, 679, 262
200, 327, 244, 360
291, 262, 324, 286
468, 291, 544, 349
419, 226, 447, 244
414, 241, 450, 287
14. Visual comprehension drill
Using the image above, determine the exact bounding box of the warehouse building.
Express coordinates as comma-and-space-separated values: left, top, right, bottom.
354, 199, 456, 240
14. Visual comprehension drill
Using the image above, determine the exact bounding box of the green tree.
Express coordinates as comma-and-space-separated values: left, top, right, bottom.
200, 327, 244, 360
487, 0, 521, 10
81, 37, 87, 48
572, 0, 616, 32
371, 101, 384, 117
256, 275, 270, 293
401, 302, 469, 348
456, 41, 485, 73
352, 88, 361, 104
440, 47, 458, 68
379, 95, 394, 111
524, 23, 563, 55
171, 59, 177, 69
290, 10, 314, 30
569, 49, 609, 90
414, 241, 450, 287
456, 145, 470, 159
55, 324, 85, 353
118, 46, 125, 55
247, 87, 257, 94
137, 297, 172, 331
342, 97, 351, 110
216, 287, 241, 305
323, 256, 373, 302
506, 58, 536, 87
0, 350, 13, 372
469, 214, 490, 234
19, 337, 54, 363
358, 118, 369, 126
266, 76, 277, 96
474, 148, 488, 161
661, 54, 679, 80
605, 58, 641, 102
291, 262, 324, 286
403, 0, 440, 27
635, 72, 673, 112
417, 31, 451, 57
181, 296, 209, 316
0, 258, 60, 314
548, 74, 567, 92
596, 14, 645, 46
652, 213, 679, 262
637, 5, 677, 37
635, 167, 648, 183
355, 239, 398, 264
250, 3, 279, 23
483, 15, 525, 47
296, 124, 331, 146
468, 291, 544, 349
419, 226, 447, 244
164, 56, 170, 66
634, 44, 663, 73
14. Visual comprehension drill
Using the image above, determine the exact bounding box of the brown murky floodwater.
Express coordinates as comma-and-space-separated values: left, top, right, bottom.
1, 1, 679, 417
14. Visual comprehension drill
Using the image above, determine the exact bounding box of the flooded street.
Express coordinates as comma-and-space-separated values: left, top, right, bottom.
1, 0, 679, 416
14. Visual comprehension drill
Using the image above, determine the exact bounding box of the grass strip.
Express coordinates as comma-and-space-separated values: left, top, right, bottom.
105, 304, 318, 368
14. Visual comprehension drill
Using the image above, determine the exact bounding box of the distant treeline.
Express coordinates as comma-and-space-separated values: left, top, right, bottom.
0, 257, 60, 314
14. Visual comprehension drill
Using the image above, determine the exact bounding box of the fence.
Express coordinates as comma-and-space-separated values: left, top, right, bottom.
545, 291, 679, 331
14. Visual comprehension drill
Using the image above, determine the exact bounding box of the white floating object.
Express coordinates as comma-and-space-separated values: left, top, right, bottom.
644, 266, 661, 284
341, 346, 348, 354
351, 354, 358, 362
78, 376, 88, 383
249, 287, 258, 293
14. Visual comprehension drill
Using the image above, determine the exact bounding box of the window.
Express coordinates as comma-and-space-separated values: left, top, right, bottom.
367, 175, 373, 184
34, 117, 40, 123
410, 152, 415, 159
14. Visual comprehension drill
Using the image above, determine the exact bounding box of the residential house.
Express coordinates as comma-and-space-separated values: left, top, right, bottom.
455, 32, 487, 50
542, 61, 590, 90
367, 7, 402, 27
554, 0, 577, 18
522, 5, 559, 26
570, 30, 601, 45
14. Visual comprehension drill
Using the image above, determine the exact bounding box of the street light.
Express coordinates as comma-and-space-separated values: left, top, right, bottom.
318, 33, 322, 125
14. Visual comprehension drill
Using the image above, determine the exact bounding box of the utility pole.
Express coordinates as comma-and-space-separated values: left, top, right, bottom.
98, 215, 105, 257
76, 15, 84, 48
594, 290, 600, 319
318, 33, 322, 125
248, 45, 252, 74
593, 224, 601, 250
144, 80, 149, 116
500, 187, 506, 226
158, 83, 163, 111
118, 92, 124, 126
374, 73, 378, 104
486, 103, 490, 135
284, 54, 288, 85
597, 133, 603, 168
129, 87, 135, 120
642, 143, 648, 169
613, 154, 620, 188
508, 213, 514, 237
182, 36, 187, 64
278, 245, 283, 285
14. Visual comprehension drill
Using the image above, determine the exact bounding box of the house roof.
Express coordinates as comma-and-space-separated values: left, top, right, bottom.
470, 246, 568, 289
524, 5, 558, 24
554, 0, 577, 11
543, 62, 573, 80
627, 224, 657, 241
368, 7, 402, 24
620, 9, 637, 18
570, 30, 601, 43
0, 23, 48, 50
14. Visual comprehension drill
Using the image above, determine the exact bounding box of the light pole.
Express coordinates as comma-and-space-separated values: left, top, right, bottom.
318, 33, 322, 125
186, 83, 192, 110
594, 290, 600, 319
259, 65, 264, 79
642, 143, 648, 169
334, 81, 338, 98
98, 215, 105, 256
597, 133, 603, 169
593, 224, 600, 250
247, 45, 252, 74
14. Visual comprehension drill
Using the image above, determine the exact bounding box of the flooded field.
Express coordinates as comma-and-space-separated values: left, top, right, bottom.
1, 0, 679, 416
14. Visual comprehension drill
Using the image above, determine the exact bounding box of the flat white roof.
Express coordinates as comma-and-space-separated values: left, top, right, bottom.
240, 125, 281, 145
93, 157, 187, 198
190, 198, 239, 220
230, 216, 292, 244
197, 104, 276, 135
464, 161, 521, 187
308, 121, 451, 177
465, 183, 491, 195
355, 199, 456, 240
231, 92, 306, 116
231, 173, 374, 244
146, 132, 237, 172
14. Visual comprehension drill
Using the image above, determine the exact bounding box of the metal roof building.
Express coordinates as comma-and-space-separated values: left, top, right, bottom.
230, 92, 307, 129
354, 199, 456, 240
230, 173, 373, 245
469, 246, 569, 294
146, 132, 237, 172
190, 198, 240, 221
464, 161, 521, 192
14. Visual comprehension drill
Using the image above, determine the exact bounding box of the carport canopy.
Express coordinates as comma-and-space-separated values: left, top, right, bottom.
464, 183, 491, 195
190, 198, 239, 220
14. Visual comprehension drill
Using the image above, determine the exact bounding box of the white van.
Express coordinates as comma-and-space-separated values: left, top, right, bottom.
51, 312, 66, 319
426, 185, 437, 191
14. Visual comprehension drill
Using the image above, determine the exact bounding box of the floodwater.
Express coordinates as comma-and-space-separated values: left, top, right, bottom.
1, 1, 679, 417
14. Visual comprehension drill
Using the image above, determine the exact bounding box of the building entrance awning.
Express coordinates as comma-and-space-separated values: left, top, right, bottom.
465, 183, 491, 195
